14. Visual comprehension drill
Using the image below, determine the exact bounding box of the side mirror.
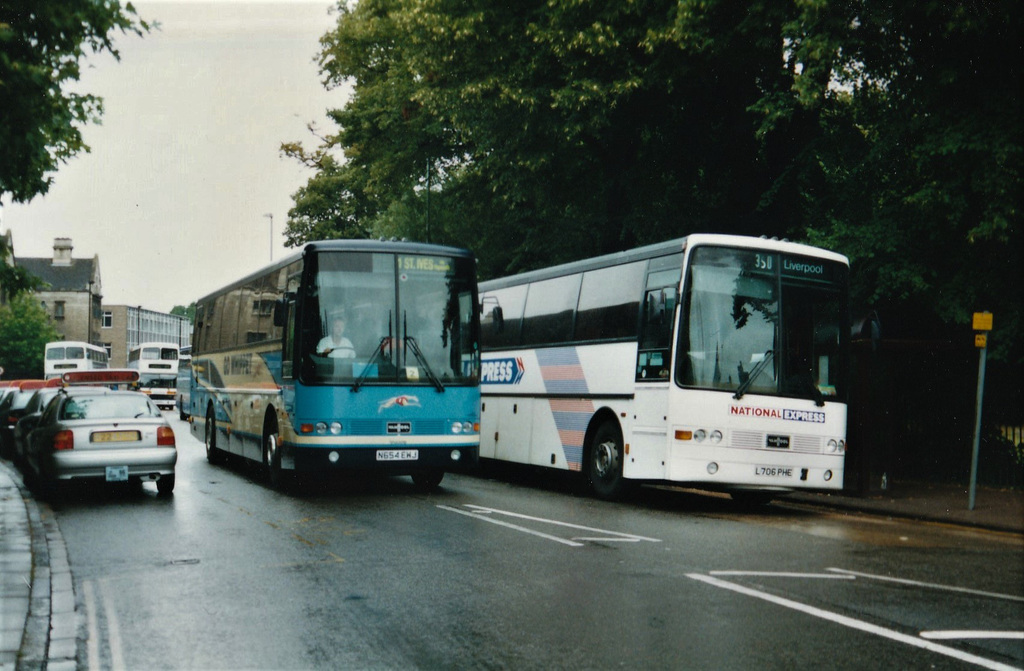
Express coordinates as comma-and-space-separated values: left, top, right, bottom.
273, 298, 289, 327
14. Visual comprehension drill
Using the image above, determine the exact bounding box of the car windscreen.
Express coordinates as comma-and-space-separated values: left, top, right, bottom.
59, 395, 161, 421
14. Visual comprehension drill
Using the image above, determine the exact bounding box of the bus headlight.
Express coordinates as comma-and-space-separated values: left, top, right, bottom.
451, 421, 475, 435
694, 429, 707, 442
329, 422, 343, 435
451, 449, 462, 462
315, 422, 328, 434
827, 439, 838, 453
710, 430, 723, 444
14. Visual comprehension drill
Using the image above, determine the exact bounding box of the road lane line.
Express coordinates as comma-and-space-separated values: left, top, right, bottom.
921, 631, 1024, 640
98, 578, 126, 671
83, 580, 100, 671
437, 505, 585, 546
827, 568, 1024, 602
687, 573, 1020, 671
710, 571, 856, 579
461, 504, 662, 542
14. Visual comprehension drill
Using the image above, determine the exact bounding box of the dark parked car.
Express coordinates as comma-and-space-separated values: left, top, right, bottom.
0, 381, 53, 459
12, 387, 65, 465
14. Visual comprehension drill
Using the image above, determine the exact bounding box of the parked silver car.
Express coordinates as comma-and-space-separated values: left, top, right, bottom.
24, 387, 177, 495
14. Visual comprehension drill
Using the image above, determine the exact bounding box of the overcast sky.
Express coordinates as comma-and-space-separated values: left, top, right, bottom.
0, 0, 347, 313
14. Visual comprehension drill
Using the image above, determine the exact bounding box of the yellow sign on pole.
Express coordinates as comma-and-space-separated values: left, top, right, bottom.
972, 312, 993, 331
975, 334, 987, 348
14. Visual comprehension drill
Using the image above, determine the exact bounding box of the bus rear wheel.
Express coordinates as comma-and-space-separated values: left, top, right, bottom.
205, 408, 224, 465
586, 420, 627, 500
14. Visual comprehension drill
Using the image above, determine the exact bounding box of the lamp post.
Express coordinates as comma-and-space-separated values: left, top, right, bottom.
264, 213, 273, 262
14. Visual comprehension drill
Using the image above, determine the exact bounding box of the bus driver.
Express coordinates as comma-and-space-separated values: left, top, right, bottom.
317, 314, 357, 359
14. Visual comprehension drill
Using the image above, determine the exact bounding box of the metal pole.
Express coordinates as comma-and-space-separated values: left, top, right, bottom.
264, 213, 273, 262
968, 343, 987, 510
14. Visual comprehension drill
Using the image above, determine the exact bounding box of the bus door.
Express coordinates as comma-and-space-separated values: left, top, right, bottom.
629, 255, 682, 479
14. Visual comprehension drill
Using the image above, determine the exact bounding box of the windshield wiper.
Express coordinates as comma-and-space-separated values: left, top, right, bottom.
403, 312, 445, 392
802, 373, 826, 407
351, 337, 389, 393
352, 312, 392, 393
733, 349, 774, 400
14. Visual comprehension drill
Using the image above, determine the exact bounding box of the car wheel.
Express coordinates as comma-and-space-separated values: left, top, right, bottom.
157, 474, 175, 495
586, 420, 628, 500
411, 469, 444, 492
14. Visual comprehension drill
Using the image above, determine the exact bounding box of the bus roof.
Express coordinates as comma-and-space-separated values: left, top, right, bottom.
479, 234, 849, 291
194, 238, 476, 304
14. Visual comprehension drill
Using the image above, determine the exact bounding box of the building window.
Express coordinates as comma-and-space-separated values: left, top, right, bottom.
54, 301, 65, 320
102, 311, 113, 328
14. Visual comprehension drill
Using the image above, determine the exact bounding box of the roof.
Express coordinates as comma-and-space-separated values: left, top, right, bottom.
14, 257, 98, 292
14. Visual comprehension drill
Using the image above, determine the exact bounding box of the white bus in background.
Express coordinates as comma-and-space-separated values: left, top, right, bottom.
175, 346, 192, 420
128, 342, 181, 410
127, 342, 181, 375
43, 341, 110, 379
479, 233, 849, 504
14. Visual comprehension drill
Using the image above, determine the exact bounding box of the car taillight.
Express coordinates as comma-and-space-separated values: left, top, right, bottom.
53, 430, 74, 451
157, 426, 175, 446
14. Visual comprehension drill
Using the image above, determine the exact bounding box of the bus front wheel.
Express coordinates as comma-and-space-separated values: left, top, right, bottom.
263, 415, 289, 490
586, 420, 627, 500
411, 469, 444, 492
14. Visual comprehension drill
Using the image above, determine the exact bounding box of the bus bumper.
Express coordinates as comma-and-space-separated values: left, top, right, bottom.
286, 443, 479, 473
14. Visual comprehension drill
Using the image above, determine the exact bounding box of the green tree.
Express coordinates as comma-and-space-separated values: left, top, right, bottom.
1, 2, 150, 298
751, 1, 1021, 361
286, 0, 1020, 360
0, 0, 150, 203
0, 293, 59, 379
286, 0, 788, 276
0, 229, 44, 299
170, 303, 196, 323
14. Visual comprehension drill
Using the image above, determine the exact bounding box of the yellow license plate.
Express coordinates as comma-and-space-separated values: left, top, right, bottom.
91, 430, 141, 443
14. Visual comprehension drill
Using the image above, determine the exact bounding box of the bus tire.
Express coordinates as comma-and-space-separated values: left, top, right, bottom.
411, 469, 444, 492
205, 407, 225, 465
263, 414, 289, 490
586, 419, 628, 500
730, 491, 774, 508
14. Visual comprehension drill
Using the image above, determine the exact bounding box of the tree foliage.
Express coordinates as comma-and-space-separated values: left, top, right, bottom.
285, 0, 1021, 360
1, 1, 150, 297
0, 0, 150, 203
0, 293, 59, 379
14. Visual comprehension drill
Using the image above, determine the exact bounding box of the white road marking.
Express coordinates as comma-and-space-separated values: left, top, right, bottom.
687, 573, 1020, 671
710, 571, 856, 580
83, 580, 100, 671
827, 567, 1024, 602
921, 631, 1024, 641
437, 504, 662, 546
98, 578, 126, 671
437, 505, 584, 546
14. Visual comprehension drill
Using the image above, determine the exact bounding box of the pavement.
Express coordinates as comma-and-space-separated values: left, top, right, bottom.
1, 460, 1021, 670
